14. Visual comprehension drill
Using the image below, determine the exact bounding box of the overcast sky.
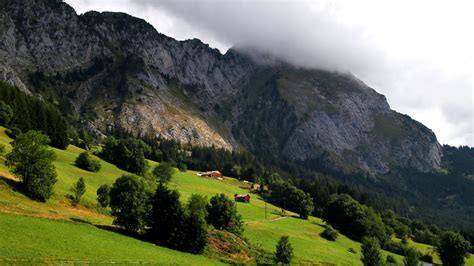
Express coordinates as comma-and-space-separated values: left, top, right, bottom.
66, 0, 473, 146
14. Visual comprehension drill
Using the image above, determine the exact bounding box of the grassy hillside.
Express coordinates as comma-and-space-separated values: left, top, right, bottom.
0, 127, 472, 265
0, 213, 222, 265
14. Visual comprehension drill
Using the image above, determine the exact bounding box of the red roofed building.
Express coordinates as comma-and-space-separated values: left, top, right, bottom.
234, 194, 250, 203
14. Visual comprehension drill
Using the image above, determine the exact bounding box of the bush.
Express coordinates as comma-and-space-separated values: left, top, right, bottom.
96, 184, 111, 208
385, 240, 409, 256
70, 177, 86, 206
403, 247, 420, 266
207, 194, 243, 236
320, 225, 339, 241
275, 236, 293, 265
0, 144, 5, 156
6, 131, 57, 202
152, 162, 175, 183
361, 236, 384, 266
420, 253, 433, 263
109, 175, 151, 231
386, 255, 397, 264
178, 162, 187, 172
75, 152, 101, 172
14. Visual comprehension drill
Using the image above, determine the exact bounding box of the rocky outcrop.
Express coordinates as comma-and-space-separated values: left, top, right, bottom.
0, 0, 442, 175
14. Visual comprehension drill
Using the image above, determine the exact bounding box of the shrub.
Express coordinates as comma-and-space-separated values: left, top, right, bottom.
403, 247, 420, 266
96, 184, 111, 208
385, 240, 409, 256
361, 236, 384, 266
6, 131, 57, 201
178, 162, 187, 172
109, 175, 151, 231
420, 253, 433, 263
207, 194, 243, 236
275, 236, 293, 265
386, 255, 397, 264
70, 177, 86, 206
320, 224, 339, 241
75, 152, 101, 172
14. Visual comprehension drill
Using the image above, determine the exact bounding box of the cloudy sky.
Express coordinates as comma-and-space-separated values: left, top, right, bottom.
66, 0, 473, 146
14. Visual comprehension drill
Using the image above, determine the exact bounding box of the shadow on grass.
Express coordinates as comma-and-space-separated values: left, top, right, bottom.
0, 175, 21, 190
94, 224, 150, 242
70, 217, 93, 225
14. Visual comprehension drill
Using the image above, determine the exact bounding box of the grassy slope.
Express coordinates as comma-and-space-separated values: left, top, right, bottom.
0, 127, 472, 265
0, 213, 221, 265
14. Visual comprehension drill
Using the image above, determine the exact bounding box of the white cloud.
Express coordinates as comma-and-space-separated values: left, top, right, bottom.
65, 0, 473, 146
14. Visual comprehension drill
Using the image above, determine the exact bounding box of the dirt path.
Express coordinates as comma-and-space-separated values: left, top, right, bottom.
244, 216, 290, 225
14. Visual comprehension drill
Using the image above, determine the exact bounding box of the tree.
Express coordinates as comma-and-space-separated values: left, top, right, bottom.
275, 236, 293, 265
0, 100, 13, 126
100, 138, 150, 176
436, 231, 471, 266
403, 247, 419, 266
75, 152, 101, 172
361, 236, 384, 266
152, 162, 175, 183
109, 175, 150, 231
70, 177, 86, 206
148, 183, 185, 249
6, 131, 57, 201
207, 194, 243, 236
322, 194, 387, 245
96, 184, 110, 208
182, 194, 208, 254
287, 187, 314, 219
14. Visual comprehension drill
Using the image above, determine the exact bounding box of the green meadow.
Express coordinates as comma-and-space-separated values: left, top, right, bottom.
0, 127, 472, 265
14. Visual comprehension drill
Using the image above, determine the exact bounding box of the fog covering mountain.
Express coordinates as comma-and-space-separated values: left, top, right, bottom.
0, 0, 442, 176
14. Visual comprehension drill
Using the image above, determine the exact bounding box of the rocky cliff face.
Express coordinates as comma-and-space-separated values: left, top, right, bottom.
0, 0, 442, 175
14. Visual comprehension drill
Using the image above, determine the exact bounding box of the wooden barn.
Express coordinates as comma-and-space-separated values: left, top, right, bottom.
197, 170, 223, 178
234, 194, 251, 203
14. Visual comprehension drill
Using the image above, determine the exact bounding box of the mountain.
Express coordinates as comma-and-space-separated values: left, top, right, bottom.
0, 0, 442, 176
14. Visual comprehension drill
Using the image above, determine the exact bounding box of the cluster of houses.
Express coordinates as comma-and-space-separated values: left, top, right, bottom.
197, 170, 256, 203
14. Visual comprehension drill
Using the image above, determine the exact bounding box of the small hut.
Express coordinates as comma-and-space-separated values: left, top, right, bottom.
234, 194, 251, 203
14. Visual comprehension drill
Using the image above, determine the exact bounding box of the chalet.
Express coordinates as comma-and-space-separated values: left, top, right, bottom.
234, 194, 251, 203
197, 170, 223, 178
250, 183, 261, 191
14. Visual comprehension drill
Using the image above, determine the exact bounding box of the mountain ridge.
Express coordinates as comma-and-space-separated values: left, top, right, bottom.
0, 0, 442, 175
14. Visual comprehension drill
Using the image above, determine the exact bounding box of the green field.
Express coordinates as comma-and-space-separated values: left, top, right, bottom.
0, 127, 472, 265
0, 213, 222, 265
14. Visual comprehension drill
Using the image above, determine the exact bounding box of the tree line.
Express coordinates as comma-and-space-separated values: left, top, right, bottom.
0, 81, 69, 149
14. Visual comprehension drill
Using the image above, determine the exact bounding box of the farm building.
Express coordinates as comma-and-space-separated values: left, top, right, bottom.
197, 170, 223, 178
250, 183, 261, 191
234, 194, 251, 203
